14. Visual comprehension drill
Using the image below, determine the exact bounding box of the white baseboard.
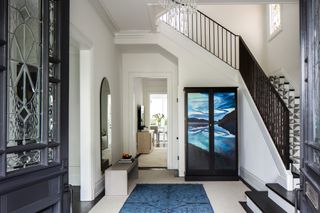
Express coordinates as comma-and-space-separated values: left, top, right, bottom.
240, 167, 266, 191
95, 176, 105, 198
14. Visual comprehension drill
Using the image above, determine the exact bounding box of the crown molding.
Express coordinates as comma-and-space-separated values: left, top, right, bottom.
88, 0, 120, 34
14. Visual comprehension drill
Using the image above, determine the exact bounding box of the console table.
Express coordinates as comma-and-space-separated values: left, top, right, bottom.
105, 160, 138, 196
137, 130, 154, 154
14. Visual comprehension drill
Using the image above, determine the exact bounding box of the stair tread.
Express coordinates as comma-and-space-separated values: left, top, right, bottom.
239, 201, 254, 213
245, 191, 286, 213
292, 172, 300, 179
266, 183, 296, 206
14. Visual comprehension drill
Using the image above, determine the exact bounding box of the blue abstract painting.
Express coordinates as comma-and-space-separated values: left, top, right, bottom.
187, 93, 209, 152
214, 92, 236, 170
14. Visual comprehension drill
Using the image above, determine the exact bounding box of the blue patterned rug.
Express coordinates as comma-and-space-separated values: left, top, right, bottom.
120, 184, 214, 213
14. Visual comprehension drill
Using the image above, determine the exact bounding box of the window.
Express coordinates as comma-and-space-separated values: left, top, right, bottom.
268, 4, 282, 40
150, 94, 167, 127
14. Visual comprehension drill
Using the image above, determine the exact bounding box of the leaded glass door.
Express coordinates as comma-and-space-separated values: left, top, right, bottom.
0, 0, 70, 212
300, 0, 320, 212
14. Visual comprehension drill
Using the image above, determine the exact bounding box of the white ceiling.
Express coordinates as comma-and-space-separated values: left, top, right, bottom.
99, 0, 298, 32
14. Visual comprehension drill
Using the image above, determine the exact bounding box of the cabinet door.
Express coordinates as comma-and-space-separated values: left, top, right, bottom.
213, 90, 238, 175
186, 91, 212, 175
300, 0, 320, 211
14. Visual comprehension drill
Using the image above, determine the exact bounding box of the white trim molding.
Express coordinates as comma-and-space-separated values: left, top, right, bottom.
88, 0, 119, 34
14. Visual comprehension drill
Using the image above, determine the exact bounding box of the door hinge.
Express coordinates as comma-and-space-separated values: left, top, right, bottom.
177, 98, 178, 102
177, 156, 179, 160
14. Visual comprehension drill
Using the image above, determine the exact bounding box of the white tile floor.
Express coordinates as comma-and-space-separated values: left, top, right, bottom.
89, 170, 249, 213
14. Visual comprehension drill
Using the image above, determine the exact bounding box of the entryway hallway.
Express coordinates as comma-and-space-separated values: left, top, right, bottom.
89, 169, 249, 213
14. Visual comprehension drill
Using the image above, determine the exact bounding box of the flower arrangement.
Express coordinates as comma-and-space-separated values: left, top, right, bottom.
152, 113, 165, 126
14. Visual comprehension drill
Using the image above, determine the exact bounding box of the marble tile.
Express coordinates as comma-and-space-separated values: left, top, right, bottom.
89, 170, 248, 213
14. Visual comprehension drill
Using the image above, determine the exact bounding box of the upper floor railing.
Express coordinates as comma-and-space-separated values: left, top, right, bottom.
160, 5, 291, 169
160, 6, 239, 69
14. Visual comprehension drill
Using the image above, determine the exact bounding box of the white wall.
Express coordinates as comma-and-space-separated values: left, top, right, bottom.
115, 22, 293, 189
198, 4, 267, 70
199, 3, 300, 93
69, 45, 81, 186
239, 84, 281, 190
70, 0, 122, 201
265, 3, 300, 94
143, 78, 167, 127
134, 78, 144, 107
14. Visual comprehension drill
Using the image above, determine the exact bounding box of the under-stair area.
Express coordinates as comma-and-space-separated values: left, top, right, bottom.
158, 4, 301, 213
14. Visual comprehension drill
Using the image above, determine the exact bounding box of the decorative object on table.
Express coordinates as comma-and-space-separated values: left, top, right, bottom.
119, 153, 134, 164
120, 184, 213, 213
122, 152, 132, 159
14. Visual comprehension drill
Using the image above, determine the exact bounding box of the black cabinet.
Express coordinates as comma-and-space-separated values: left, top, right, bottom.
184, 87, 238, 180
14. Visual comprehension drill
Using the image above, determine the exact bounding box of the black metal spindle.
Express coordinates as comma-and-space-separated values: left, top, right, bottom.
209, 19, 211, 53
196, 12, 198, 44
218, 25, 220, 58
200, 13, 202, 46
226, 32, 228, 65
204, 17, 207, 50
187, 12, 189, 38
222, 29, 224, 61
191, 12, 194, 40
213, 23, 216, 55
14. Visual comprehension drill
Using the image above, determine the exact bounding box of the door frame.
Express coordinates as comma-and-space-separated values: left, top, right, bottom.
70, 23, 95, 201
0, 0, 70, 212
123, 71, 178, 170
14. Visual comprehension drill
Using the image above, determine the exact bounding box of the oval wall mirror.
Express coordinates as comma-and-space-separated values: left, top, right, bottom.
100, 78, 112, 173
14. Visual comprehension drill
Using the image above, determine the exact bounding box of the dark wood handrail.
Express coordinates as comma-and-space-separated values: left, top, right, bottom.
160, 6, 291, 169
238, 37, 289, 110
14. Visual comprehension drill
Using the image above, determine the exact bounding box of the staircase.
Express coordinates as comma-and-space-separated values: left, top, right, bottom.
270, 75, 301, 175
160, 5, 293, 171
159, 4, 300, 212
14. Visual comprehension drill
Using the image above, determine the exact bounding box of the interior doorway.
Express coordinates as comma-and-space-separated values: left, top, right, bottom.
134, 78, 168, 168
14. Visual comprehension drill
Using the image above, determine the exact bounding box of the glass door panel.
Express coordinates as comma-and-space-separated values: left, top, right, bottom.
213, 92, 237, 171
187, 92, 210, 171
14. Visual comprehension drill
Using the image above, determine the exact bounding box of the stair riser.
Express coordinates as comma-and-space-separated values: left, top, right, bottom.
267, 189, 297, 213
246, 197, 263, 213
